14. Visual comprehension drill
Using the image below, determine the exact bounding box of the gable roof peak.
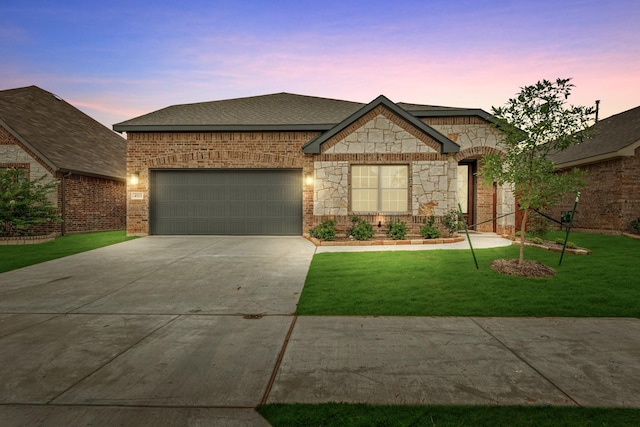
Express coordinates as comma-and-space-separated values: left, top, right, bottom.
302, 94, 460, 154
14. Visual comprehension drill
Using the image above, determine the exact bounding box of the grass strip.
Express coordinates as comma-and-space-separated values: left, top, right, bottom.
258, 403, 640, 427
0, 231, 137, 273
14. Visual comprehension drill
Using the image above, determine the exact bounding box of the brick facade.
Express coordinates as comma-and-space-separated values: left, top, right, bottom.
550, 146, 640, 233
1, 124, 126, 235
125, 109, 515, 237
126, 131, 317, 235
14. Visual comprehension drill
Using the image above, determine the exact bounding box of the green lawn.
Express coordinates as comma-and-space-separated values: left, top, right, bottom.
297, 233, 640, 317
0, 231, 137, 273
258, 403, 640, 427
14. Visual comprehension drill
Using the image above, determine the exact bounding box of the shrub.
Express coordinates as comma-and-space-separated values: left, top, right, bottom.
420, 216, 441, 239
442, 209, 462, 236
386, 219, 408, 240
309, 219, 337, 241
530, 237, 544, 245
554, 237, 565, 245
631, 218, 640, 234
566, 241, 578, 249
528, 212, 552, 237
0, 168, 60, 237
346, 216, 375, 241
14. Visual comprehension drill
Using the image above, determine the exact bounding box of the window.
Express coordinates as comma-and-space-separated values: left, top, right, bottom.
352, 165, 408, 212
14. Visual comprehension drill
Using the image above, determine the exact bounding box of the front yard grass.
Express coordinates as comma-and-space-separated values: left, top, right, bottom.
297, 233, 639, 317
0, 231, 136, 273
258, 403, 640, 427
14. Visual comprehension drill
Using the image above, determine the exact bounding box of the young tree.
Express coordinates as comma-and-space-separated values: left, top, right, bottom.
0, 168, 60, 237
481, 78, 594, 265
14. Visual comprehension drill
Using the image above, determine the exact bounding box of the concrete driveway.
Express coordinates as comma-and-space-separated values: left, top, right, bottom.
0, 236, 316, 426
2, 235, 640, 426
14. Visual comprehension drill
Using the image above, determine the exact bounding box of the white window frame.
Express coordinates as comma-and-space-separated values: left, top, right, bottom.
351, 165, 409, 213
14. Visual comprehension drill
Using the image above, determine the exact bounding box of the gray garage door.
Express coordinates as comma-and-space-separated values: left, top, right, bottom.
150, 169, 302, 235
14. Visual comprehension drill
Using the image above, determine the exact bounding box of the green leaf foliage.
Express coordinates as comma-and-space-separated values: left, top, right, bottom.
0, 168, 61, 236
480, 78, 595, 263
346, 216, 375, 240
309, 218, 337, 241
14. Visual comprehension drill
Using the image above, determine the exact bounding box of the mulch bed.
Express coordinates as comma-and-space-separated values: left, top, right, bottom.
490, 259, 557, 278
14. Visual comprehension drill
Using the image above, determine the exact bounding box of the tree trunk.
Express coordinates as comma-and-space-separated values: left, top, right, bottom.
519, 208, 528, 265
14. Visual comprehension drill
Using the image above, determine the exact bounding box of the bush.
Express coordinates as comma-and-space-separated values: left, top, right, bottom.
528, 212, 552, 237
386, 219, 408, 240
442, 209, 462, 236
631, 218, 640, 234
566, 241, 578, 249
1, 168, 60, 237
310, 219, 337, 241
346, 216, 375, 241
420, 216, 441, 239
554, 237, 565, 245
530, 237, 544, 245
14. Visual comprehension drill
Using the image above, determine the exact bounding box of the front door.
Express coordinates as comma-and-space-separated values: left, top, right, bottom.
457, 161, 476, 229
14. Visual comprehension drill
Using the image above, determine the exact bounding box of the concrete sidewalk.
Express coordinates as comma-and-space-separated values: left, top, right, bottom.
1, 236, 639, 426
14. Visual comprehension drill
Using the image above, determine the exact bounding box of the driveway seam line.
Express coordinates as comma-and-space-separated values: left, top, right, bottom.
46, 314, 181, 405
469, 317, 581, 407
260, 315, 297, 406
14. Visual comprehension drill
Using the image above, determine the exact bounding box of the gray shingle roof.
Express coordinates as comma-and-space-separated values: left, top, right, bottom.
550, 105, 640, 167
113, 92, 488, 132
114, 93, 366, 131
0, 86, 126, 180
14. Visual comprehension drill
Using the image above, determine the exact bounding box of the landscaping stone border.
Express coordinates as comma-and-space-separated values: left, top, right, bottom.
0, 233, 57, 245
306, 235, 464, 247
516, 240, 592, 255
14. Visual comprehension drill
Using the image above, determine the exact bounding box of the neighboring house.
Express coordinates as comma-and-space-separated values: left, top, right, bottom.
114, 93, 515, 237
549, 105, 640, 233
0, 85, 126, 235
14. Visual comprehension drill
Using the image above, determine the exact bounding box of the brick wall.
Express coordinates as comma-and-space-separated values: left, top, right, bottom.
126, 131, 317, 235
61, 173, 126, 233
2, 125, 126, 235
126, 115, 514, 237
550, 147, 640, 233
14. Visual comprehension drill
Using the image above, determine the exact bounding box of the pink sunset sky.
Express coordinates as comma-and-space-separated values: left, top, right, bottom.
1, 0, 639, 128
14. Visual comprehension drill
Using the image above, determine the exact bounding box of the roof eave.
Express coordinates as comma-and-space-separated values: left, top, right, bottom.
58, 168, 126, 182
554, 139, 640, 169
410, 108, 496, 122
0, 118, 58, 172
113, 123, 335, 133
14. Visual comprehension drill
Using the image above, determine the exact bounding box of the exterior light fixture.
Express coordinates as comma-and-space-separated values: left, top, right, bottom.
376, 213, 383, 228
130, 172, 139, 185
304, 174, 314, 186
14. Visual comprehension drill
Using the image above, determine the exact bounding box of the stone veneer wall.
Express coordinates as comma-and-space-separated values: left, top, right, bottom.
312, 113, 515, 236
426, 117, 515, 235
311, 111, 457, 235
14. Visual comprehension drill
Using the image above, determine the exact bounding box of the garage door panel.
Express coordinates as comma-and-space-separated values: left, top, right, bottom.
150, 170, 302, 235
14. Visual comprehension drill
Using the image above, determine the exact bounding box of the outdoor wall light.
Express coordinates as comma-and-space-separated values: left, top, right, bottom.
304, 174, 314, 186
376, 213, 383, 228
130, 172, 139, 185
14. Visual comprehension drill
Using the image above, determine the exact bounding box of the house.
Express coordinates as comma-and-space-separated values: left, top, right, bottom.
114, 93, 515, 237
549, 105, 640, 233
0, 85, 126, 235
